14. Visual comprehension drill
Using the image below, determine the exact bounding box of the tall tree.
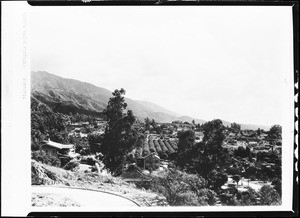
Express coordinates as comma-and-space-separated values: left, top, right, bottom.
100, 89, 139, 175
268, 125, 282, 139
176, 130, 195, 168
202, 119, 226, 152
176, 119, 230, 190
145, 117, 151, 131
177, 130, 195, 154
230, 122, 241, 133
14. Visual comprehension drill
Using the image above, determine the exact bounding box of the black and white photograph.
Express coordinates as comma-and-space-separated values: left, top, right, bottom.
1, 1, 298, 216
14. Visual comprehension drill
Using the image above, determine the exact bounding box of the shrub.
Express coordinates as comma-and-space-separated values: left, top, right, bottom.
238, 187, 258, 206
271, 178, 282, 196
60, 156, 73, 167
249, 175, 256, 181
175, 191, 199, 206
31, 150, 61, 167
160, 152, 168, 160
197, 188, 217, 205
63, 160, 79, 171
86, 156, 96, 166
206, 170, 228, 191
219, 185, 240, 205
150, 169, 215, 206
90, 165, 98, 172
219, 192, 239, 206
135, 180, 152, 190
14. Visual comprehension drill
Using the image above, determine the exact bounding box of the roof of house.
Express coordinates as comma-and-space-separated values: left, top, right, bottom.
42, 140, 74, 150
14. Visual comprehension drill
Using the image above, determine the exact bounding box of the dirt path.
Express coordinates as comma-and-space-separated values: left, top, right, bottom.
32, 186, 140, 207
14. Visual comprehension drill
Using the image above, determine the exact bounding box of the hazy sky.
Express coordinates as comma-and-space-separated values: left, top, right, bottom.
30, 6, 292, 126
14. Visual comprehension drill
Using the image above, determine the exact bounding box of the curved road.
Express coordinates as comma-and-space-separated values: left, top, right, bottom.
32, 186, 139, 207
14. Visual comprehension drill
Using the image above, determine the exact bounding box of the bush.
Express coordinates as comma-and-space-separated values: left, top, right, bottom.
63, 160, 79, 171
60, 156, 73, 167
160, 152, 168, 160
206, 170, 228, 191
175, 191, 199, 206
259, 185, 281, 205
219, 186, 240, 205
150, 169, 215, 206
86, 156, 96, 166
271, 178, 282, 196
219, 192, 239, 206
197, 188, 217, 205
238, 187, 258, 206
31, 150, 61, 167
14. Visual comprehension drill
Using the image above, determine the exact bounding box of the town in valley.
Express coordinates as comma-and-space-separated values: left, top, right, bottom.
31, 72, 282, 207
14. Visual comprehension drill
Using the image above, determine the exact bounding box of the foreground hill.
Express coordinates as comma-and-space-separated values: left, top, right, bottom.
31, 71, 270, 130
31, 160, 167, 206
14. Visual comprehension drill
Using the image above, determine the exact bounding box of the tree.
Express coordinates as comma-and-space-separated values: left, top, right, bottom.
238, 187, 258, 205
177, 130, 195, 153
31, 150, 61, 167
259, 185, 281, 205
31, 110, 69, 151
232, 175, 241, 187
145, 117, 151, 131
88, 132, 102, 154
268, 125, 282, 139
99, 89, 139, 175
206, 170, 228, 191
176, 130, 195, 168
271, 178, 282, 196
231, 122, 241, 133
234, 146, 250, 158
176, 119, 230, 185
151, 169, 216, 206
202, 119, 225, 149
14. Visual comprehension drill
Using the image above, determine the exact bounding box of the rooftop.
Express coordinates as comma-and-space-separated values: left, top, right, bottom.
42, 140, 74, 150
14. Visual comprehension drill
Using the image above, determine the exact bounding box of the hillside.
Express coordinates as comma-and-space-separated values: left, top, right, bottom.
31, 71, 270, 130
31, 71, 181, 122
31, 160, 167, 206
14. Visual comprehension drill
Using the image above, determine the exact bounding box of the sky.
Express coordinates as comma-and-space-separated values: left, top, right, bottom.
30, 6, 293, 126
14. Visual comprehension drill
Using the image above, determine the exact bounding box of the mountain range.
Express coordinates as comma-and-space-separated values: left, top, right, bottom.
31, 71, 270, 130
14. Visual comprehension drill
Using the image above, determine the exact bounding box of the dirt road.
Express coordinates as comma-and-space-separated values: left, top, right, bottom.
32, 186, 139, 207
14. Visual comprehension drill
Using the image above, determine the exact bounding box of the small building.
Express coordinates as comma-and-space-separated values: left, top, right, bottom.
136, 153, 160, 170
40, 139, 77, 159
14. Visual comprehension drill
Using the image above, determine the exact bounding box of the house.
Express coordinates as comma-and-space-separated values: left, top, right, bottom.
40, 139, 78, 159
136, 152, 160, 170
